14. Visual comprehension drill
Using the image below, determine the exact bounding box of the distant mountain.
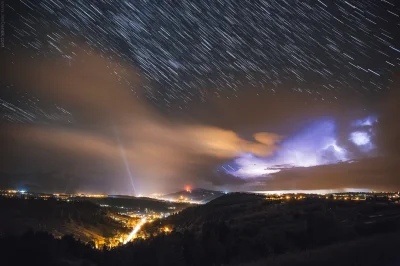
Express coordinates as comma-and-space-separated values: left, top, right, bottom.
161, 188, 225, 203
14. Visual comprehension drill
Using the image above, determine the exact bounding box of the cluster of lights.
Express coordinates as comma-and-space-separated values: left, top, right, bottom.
162, 226, 171, 233
77, 194, 107, 198
265, 195, 306, 201
263, 191, 400, 202
123, 217, 147, 244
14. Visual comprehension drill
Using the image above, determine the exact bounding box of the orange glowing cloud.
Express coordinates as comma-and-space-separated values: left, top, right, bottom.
1, 47, 281, 194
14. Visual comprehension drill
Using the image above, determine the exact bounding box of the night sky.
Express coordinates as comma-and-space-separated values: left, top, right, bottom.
1, 0, 400, 195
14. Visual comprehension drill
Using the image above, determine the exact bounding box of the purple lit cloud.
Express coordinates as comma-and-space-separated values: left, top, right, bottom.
350, 131, 371, 146
222, 116, 378, 179
352, 115, 378, 127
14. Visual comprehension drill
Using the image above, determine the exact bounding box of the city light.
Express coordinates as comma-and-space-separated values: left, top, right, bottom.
123, 217, 147, 245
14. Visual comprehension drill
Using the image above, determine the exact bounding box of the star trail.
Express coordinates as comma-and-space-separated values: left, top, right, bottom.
2, 0, 400, 122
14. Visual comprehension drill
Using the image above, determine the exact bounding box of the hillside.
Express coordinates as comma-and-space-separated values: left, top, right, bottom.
239, 231, 400, 266
139, 193, 400, 265
0, 196, 129, 244
2, 193, 400, 266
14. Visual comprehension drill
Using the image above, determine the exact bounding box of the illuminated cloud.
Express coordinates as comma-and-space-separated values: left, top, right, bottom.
350, 131, 371, 146
182, 126, 280, 158
222, 116, 380, 179
224, 153, 281, 178
352, 115, 378, 127
0, 49, 280, 195
222, 119, 347, 178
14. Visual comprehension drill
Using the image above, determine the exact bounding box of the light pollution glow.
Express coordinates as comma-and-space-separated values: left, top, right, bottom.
222, 116, 378, 179
251, 188, 372, 195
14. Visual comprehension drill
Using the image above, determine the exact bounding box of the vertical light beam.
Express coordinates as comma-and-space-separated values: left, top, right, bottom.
114, 127, 137, 196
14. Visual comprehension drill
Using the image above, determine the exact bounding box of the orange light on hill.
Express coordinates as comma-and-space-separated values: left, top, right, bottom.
185, 186, 192, 192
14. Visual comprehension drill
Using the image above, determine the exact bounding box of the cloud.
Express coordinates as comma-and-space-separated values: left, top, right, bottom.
261, 157, 400, 191
191, 76, 400, 191
225, 80, 400, 192
0, 48, 280, 194
2, 47, 399, 194
374, 85, 400, 157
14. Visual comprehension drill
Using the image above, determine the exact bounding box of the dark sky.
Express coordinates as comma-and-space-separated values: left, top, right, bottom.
0, 0, 399, 195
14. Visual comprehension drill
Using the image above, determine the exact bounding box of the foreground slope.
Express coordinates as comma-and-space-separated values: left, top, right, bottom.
239, 231, 400, 266
140, 193, 400, 265
0, 197, 128, 244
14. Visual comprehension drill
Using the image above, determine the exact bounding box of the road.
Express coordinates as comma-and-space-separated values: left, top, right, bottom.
123, 217, 147, 244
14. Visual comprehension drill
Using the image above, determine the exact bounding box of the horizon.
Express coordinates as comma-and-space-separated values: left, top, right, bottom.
4, 187, 399, 197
